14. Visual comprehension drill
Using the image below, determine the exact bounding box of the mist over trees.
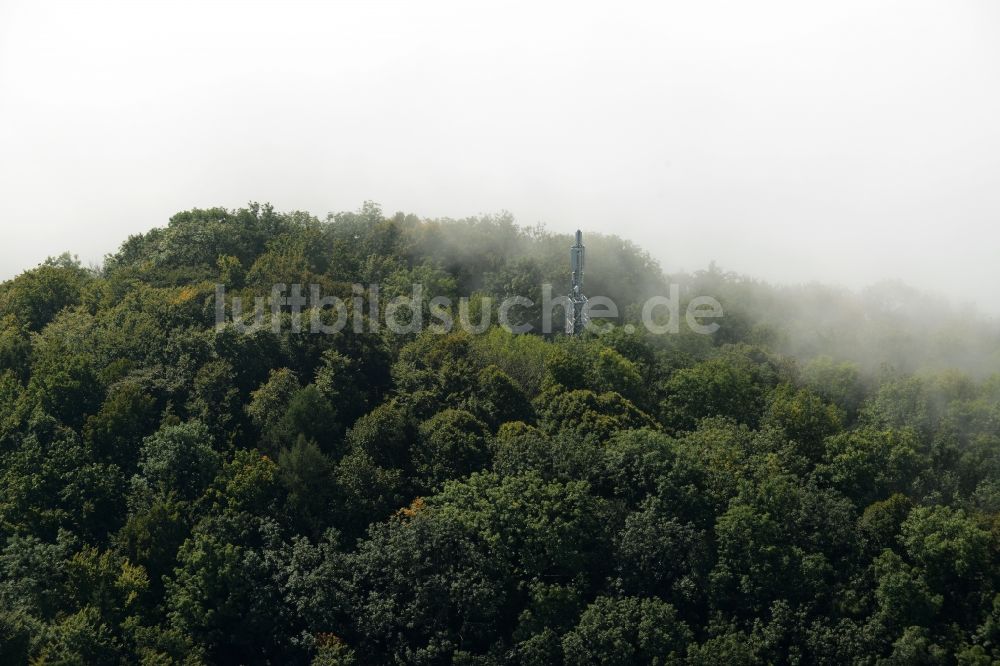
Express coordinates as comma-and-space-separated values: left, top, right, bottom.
2, 203, 1000, 664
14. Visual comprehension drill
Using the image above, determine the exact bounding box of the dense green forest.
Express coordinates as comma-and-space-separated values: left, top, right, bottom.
3, 202, 1000, 665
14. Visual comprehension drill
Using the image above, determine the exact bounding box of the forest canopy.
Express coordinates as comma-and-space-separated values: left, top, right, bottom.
1, 203, 1000, 664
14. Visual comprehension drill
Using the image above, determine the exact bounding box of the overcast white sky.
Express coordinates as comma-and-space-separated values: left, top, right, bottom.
1, 1, 998, 308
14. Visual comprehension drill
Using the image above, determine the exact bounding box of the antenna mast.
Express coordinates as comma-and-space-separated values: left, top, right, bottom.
569, 230, 587, 334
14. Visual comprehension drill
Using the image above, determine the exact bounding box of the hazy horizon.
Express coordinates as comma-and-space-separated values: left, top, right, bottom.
2, 0, 998, 309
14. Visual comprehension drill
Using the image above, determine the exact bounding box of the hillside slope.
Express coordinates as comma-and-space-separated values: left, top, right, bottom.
0, 204, 999, 664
